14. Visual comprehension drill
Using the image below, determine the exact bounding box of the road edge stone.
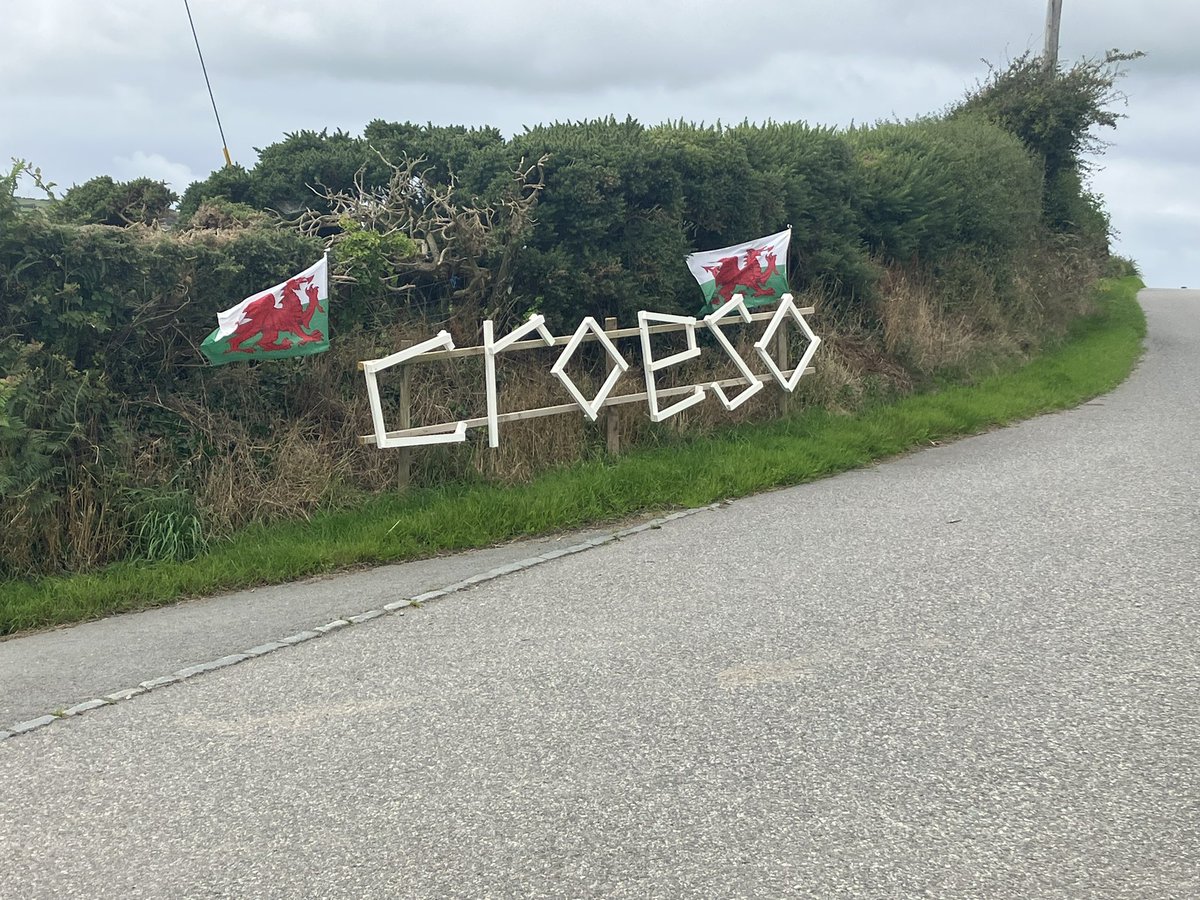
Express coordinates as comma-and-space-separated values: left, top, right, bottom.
0, 504, 715, 743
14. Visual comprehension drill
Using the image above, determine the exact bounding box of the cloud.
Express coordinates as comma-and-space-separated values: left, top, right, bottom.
112, 152, 197, 194
4, 0, 1197, 287
1093, 154, 1200, 287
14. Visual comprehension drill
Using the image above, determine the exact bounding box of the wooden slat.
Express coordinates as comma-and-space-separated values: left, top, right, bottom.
358, 367, 816, 445
356, 307, 816, 369
396, 364, 412, 487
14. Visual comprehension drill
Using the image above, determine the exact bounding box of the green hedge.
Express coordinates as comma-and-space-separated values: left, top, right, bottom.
849, 115, 1042, 266
0, 113, 1069, 577
0, 215, 321, 392
0, 178, 326, 575
177, 115, 1045, 327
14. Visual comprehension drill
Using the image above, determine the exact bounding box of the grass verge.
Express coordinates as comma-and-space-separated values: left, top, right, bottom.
0, 276, 1146, 636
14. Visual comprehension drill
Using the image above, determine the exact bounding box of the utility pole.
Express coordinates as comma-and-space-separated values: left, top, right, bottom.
1043, 0, 1063, 72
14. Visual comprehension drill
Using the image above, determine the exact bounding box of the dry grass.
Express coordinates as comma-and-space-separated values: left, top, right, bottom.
0, 242, 1109, 578
154, 252, 1096, 543
878, 266, 982, 374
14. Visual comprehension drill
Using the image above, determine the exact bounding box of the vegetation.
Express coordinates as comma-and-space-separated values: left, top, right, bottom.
0, 51, 1140, 591
953, 49, 1143, 238
0, 275, 1145, 635
54, 175, 178, 226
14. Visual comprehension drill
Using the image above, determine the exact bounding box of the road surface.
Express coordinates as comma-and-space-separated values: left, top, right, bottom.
0, 289, 1196, 898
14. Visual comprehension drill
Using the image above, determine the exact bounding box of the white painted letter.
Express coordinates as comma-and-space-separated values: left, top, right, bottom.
703, 294, 764, 411
637, 311, 705, 422
360, 331, 468, 449
550, 317, 629, 422
753, 294, 822, 392
484, 315, 555, 448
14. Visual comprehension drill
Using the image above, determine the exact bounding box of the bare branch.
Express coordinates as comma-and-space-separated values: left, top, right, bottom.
297, 147, 548, 320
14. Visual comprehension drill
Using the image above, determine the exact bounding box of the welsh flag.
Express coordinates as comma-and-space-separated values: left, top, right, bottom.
200, 255, 330, 365
686, 228, 791, 315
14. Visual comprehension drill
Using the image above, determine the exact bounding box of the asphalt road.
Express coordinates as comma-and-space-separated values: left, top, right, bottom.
0, 524, 632, 727
0, 289, 1197, 898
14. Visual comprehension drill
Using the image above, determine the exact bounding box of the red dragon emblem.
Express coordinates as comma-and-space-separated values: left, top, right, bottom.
703, 247, 781, 305
227, 275, 325, 354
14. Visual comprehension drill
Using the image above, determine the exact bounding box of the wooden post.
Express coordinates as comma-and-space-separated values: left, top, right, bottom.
1043, 0, 1062, 72
397, 365, 412, 488
603, 316, 621, 455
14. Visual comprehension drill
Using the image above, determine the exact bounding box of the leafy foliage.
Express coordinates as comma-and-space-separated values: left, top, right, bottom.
178, 164, 255, 219
54, 175, 177, 226
2, 73, 1132, 577
362, 121, 512, 198
334, 216, 420, 300
849, 115, 1042, 265
186, 197, 273, 230
249, 129, 382, 216
953, 50, 1142, 235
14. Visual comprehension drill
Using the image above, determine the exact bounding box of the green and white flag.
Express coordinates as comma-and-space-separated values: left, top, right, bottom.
200, 255, 330, 366
685, 228, 791, 314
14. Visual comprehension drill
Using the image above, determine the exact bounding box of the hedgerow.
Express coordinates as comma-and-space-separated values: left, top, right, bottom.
1, 54, 1135, 577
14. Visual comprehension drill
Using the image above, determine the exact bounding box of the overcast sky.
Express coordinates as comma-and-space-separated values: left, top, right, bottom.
3, 0, 1196, 287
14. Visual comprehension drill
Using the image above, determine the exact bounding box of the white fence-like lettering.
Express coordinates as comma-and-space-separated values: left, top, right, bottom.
358, 293, 819, 451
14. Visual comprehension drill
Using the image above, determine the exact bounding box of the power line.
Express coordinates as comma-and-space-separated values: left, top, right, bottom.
183, 0, 233, 167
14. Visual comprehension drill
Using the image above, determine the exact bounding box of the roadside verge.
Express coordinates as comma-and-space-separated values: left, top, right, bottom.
0, 276, 1146, 637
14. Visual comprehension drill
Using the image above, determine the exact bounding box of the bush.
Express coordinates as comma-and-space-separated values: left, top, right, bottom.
848, 115, 1043, 267
179, 164, 255, 218
1105, 255, 1141, 279
54, 175, 177, 226
186, 197, 273, 230
0, 172, 326, 574
1, 84, 1129, 577
952, 49, 1141, 238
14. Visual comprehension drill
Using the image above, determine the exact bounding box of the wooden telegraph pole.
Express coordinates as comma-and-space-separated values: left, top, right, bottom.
1043, 0, 1063, 71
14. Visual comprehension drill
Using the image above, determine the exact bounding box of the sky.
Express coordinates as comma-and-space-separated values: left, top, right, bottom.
3, 0, 1196, 288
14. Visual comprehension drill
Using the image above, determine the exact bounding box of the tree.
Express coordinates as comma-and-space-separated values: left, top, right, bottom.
952, 50, 1142, 232
297, 150, 547, 326
178, 163, 255, 219
54, 175, 177, 226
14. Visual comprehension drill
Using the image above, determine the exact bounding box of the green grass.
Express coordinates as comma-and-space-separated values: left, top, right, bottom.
14, 196, 51, 212
0, 276, 1146, 636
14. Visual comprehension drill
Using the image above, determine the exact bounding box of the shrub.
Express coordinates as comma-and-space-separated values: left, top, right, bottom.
54, 175, 177, 226
848, 115, 1043, 267
953, 49, 1142, 240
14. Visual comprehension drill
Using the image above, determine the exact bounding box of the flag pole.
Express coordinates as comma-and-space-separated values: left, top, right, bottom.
183, 0, 233, 168
323, 247, 332, 315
